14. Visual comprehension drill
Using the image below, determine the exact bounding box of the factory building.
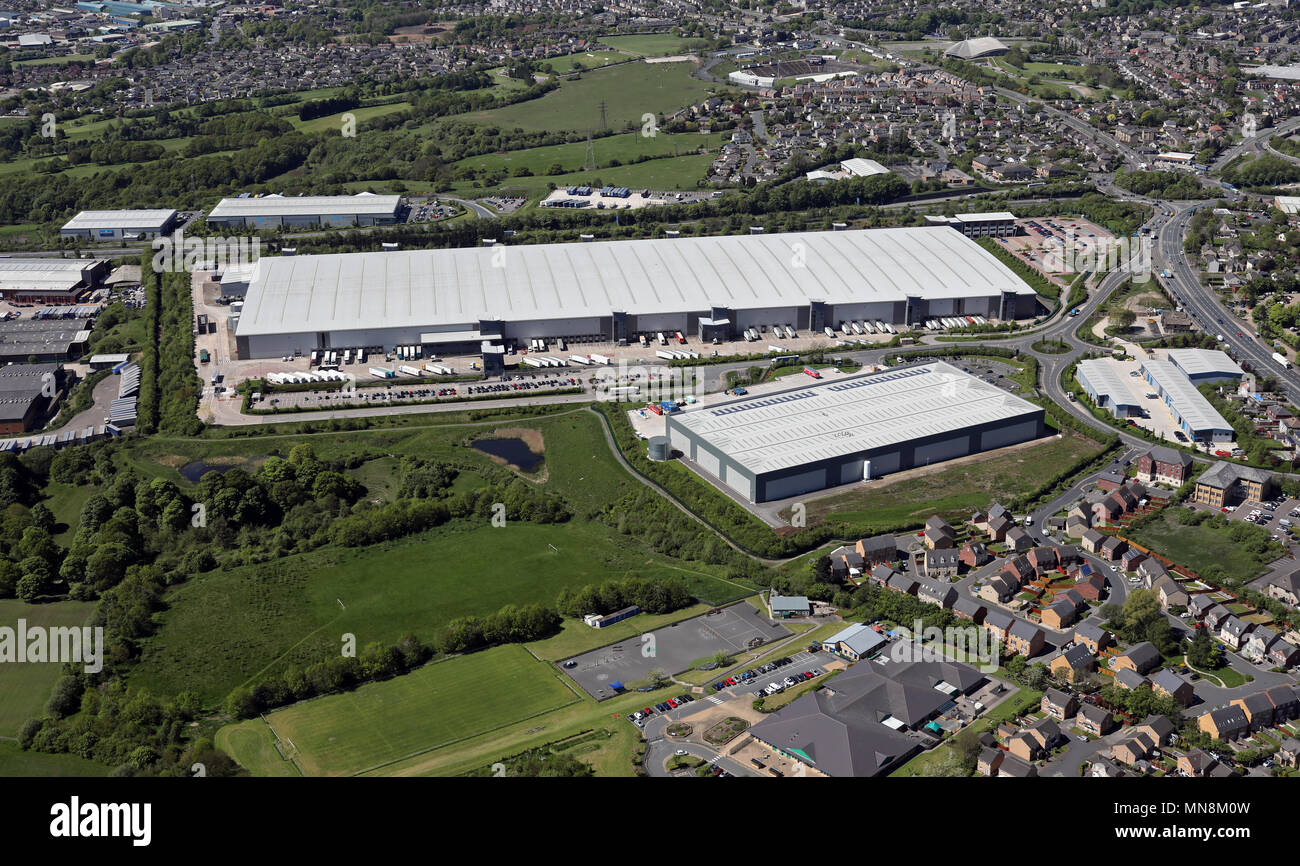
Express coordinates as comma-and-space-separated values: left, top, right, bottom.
205, 193, 402, 230
1165, 348, 1245, 386
1140, 359, 1234, 443
0, 363, 64, 433
232, 226, 1044, 359
60, 209, 179, 240
924, 211, 1019, 238
0, 258, 110, 304
664, 361, 1047, 503
1075, 359, 1144, 418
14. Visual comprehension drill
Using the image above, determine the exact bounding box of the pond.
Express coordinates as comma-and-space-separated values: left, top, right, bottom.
179, 461, 237, 483
471, 438, 542, 471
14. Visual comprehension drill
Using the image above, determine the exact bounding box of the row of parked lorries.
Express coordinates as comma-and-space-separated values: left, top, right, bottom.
310, 349, 366, 368
739, 325, 797, 343
829, 320, 897, 337
924, 316, 987, 330
637, 331, 689, 347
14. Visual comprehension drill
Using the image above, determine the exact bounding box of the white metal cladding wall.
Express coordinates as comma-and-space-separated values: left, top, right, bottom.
979, 419, 1040, 451
914, 436, 970, 465
763, 466, 828, 501
723, 464, 753, 499
827, 302, 897, 323
247, 332, 313, 358
695, 442, 722, 479
501, 317, 604, 339
735, 306, 800, 329
331, 326, 449, 348
634, 313, 691, 332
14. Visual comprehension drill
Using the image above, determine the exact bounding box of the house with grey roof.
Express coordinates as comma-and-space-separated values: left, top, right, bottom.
1078, 701, 1118, 735
1218, 614, 1251, 649
952, 596, 985, 623
915, 576, 957, 607
1150, 668, 1194, 706
887, 572, 919, 595
1266, 570, 1300, 607
1114, 667, 1148, 690
1244, 626, 1279, 663
1114, 641, 1160, 675
1203, 603, 1231, 630
923, 548, 960, 581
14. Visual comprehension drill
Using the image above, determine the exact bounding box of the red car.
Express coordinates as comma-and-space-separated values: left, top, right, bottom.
643, 707, 653, 715
1215, 450, 1230, 457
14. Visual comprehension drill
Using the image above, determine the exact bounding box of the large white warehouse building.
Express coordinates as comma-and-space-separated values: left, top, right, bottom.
665, 361, 1047, 503
206, 193, 402, 230
232, 226, 1044, 359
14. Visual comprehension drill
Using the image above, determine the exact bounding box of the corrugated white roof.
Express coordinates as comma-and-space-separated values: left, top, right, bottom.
208, 193, 401, 219
1141, 359, 1232, 434
1166, 348, 1243, 379
61, 209, 177, 230
668, 361, 1043, 475
1076, 359, 1142, 407
235, 226, 1037, 338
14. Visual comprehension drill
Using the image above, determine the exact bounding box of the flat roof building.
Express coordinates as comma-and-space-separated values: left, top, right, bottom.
924, 211, 1018, 238
206, 193, 402, 230
233, 226, 1043, 359
0, 317, 94, 362
1076, 359, 1144, 418
0, 258, 109, 305
1165, 348, 1244, 385
666, 361, 1046, 503
0, 363, 62, 433
1140, 359, 1233, 442
60, 208, 179, 240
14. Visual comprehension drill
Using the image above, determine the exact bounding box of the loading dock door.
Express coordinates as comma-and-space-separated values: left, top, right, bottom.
763, 467, 828, 502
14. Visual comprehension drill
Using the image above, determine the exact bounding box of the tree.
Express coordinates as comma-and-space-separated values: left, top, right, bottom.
1187, 627, 1218, 669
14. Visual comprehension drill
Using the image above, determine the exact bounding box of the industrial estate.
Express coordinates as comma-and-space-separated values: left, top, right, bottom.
4, 1, 1300, 829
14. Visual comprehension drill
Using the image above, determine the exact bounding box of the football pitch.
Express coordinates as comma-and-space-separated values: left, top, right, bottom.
254, 645, 580, 776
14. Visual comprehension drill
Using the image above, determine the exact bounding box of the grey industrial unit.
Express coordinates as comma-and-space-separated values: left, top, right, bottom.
60, 209, 179, 240
665, 361, 1047, 503
233, 226, 1044, 359
205, 193, 402, 229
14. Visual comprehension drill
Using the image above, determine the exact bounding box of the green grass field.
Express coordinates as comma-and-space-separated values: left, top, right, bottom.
0, 741, 109, 777
1127, 510, 1283, 583
0, 599, 98, 736
543, 50, 634, 73
780, 433, 1104, 529
128, 410, 748, 704
238, 645, 580, 776
289, 100, 414, 134
461, 61, 717, 134
451, 130, 708, 181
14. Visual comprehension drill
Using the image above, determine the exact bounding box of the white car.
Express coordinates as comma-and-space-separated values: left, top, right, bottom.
675, 749, 688, 756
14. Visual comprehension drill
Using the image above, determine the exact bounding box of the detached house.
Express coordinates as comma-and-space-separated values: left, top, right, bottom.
1151, 669, 1195, 707
1077, 702, 1118, 736
1074, 621, 1113, 654
1050, 642, 1095, 682
1042, 687, 1079, 720
1007, 619, 1045, 658
1113, 642, 1160, 675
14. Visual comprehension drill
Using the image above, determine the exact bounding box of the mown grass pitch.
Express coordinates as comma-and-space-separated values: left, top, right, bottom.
258, 645, 580, 776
